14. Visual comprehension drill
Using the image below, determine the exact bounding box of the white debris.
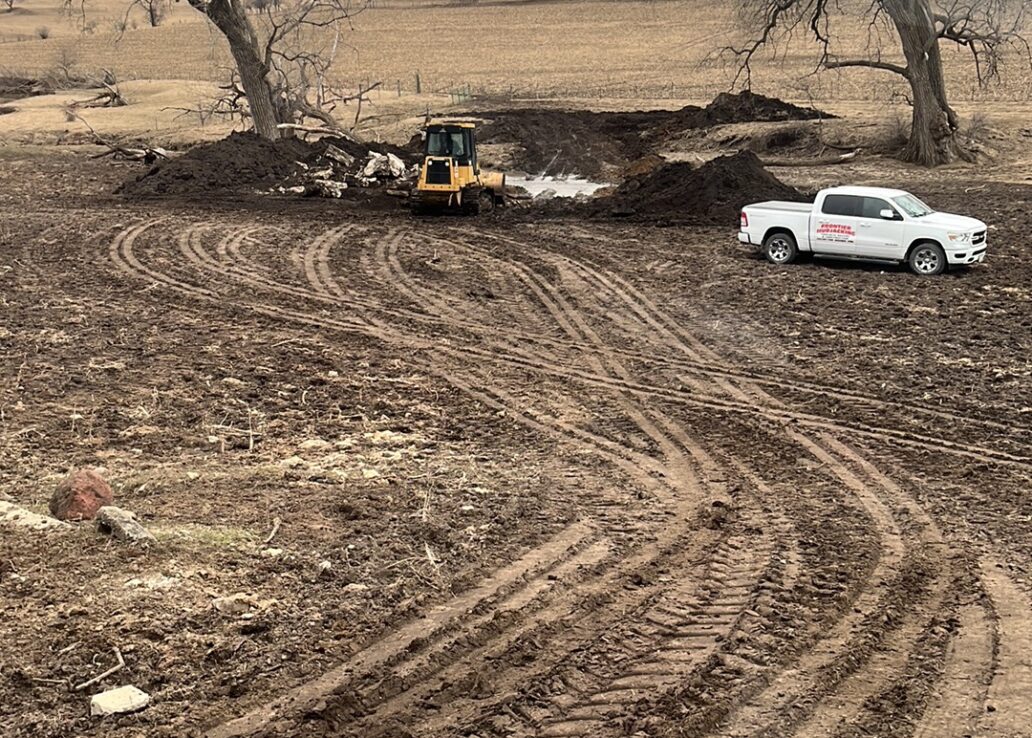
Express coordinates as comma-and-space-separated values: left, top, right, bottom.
212, 593, 257, 616
90, 685, 151, 716
323, 144, 356, 167
0, 501, 70, 532
96, 506, 156, 544
125, 574, 178, 590
362, 152, 408, 179
312, 179, 348, 198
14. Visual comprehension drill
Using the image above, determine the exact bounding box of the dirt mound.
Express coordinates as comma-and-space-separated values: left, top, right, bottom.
473, 92, 829, 178
598, 150, 806, 225
117, 132, 417, 199
697, 90, 828, 126
477, 109, 646, 179
118, 132, 312, 198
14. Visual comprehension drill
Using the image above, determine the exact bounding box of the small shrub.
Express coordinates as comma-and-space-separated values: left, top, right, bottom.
36, 26, 50, 40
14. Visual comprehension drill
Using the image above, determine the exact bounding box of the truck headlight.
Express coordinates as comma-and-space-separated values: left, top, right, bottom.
947, 232, 971, 243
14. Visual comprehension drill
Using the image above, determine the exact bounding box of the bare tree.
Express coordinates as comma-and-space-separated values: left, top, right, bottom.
3, 0, 17, 13
122, 0, 167, 27
68, 0, 359, 139
180, 0, 359, 139
728, 0, 1032, 165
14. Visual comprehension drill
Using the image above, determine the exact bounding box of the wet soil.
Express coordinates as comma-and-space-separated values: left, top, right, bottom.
2, 149, 1031, 738
474, 90, 829, 177
117, 132, 417, 199
596, 150, 806, 224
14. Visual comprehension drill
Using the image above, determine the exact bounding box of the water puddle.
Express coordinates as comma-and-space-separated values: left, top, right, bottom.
507, 175, 608, 198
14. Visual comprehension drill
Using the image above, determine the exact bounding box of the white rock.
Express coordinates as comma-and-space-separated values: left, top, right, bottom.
90, 685, 151, 716
0, 501, 70, 532
280, 455, 305, 469
212, 593, 256, 616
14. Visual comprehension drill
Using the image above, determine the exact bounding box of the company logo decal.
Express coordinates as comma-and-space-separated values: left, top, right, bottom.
816, 222, 856, 243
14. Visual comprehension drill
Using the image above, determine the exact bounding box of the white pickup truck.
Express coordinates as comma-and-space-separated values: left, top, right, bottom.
738, 186, 987, 275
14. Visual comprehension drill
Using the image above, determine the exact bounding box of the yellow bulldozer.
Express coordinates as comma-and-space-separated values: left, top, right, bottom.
411, 119, 506, 215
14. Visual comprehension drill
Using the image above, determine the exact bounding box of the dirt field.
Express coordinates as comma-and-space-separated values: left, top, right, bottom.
2, 0, 1032, 733
2, 106, 1032, 738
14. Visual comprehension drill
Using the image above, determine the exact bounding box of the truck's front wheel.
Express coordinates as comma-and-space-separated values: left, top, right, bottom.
908, 242, 947, 276
763, 232, 798, 266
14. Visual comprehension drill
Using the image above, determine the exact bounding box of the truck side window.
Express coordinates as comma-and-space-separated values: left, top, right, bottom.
822, 195, 860, 217
861, 197, 900, 220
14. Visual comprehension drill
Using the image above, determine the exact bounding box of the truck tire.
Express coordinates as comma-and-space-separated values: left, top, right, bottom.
763, 232, 798, 265
908, 242, 947, 276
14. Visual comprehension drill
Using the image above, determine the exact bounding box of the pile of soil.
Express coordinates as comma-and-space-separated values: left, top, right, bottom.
477, 109, 645, 179
118, 132, 312, 197
117, 132, 417, 198
696, 90, 828, 126
597, 150, 806, 225
474, 91, 829, 178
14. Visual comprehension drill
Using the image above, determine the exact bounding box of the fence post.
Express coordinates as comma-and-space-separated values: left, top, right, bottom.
415, 72, 421, 94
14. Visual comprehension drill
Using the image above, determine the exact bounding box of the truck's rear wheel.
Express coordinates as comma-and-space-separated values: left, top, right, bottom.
908, 242, 946, 276
763, 232, 798, 265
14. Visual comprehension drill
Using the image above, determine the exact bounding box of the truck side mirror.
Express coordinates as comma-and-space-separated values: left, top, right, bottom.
880, 209, 898, 220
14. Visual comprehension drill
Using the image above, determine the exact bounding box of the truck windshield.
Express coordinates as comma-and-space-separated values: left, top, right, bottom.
892, 194, 934, 218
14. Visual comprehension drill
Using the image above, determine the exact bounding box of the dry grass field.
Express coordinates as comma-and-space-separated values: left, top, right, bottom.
2, 0, 1031, 104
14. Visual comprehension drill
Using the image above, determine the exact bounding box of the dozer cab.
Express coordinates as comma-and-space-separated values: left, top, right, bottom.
412, 120, 506, 215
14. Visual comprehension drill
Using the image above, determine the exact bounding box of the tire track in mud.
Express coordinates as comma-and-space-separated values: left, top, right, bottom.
131, 220, 745, 735
470, 225, 1027, 446
975, 561, 1032, 738
440, 229, 1030, 468
386, 233, 787, 736
218, 222, 1027, 463
343, 228, 926, 737
304, 222, 1022, 447
447, 230, 966, 737
207, 521, 607, 738
110, 219, 1013, 738
204, 221, 775, 734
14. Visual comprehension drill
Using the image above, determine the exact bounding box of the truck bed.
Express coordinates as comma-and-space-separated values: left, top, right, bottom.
746, 201, 813, 213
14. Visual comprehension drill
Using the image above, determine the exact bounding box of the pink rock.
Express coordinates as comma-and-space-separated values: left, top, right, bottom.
49, 469, 114, 521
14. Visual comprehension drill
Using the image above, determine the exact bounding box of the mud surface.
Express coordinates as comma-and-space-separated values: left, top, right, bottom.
2, 152, 1031, 738
118, 132, 416, 198
598, 150, 806, 224
475, 91, 829, 177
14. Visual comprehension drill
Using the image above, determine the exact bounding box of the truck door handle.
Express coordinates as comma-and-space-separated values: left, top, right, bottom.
859, 223, 872, 228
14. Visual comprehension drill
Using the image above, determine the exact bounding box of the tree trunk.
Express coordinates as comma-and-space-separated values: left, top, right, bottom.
199, 0, 281, 140
884, 0, 965, 165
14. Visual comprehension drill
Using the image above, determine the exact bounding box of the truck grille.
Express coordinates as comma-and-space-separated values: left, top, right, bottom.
426, 160, 451, 185
973, 230, 986, 245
